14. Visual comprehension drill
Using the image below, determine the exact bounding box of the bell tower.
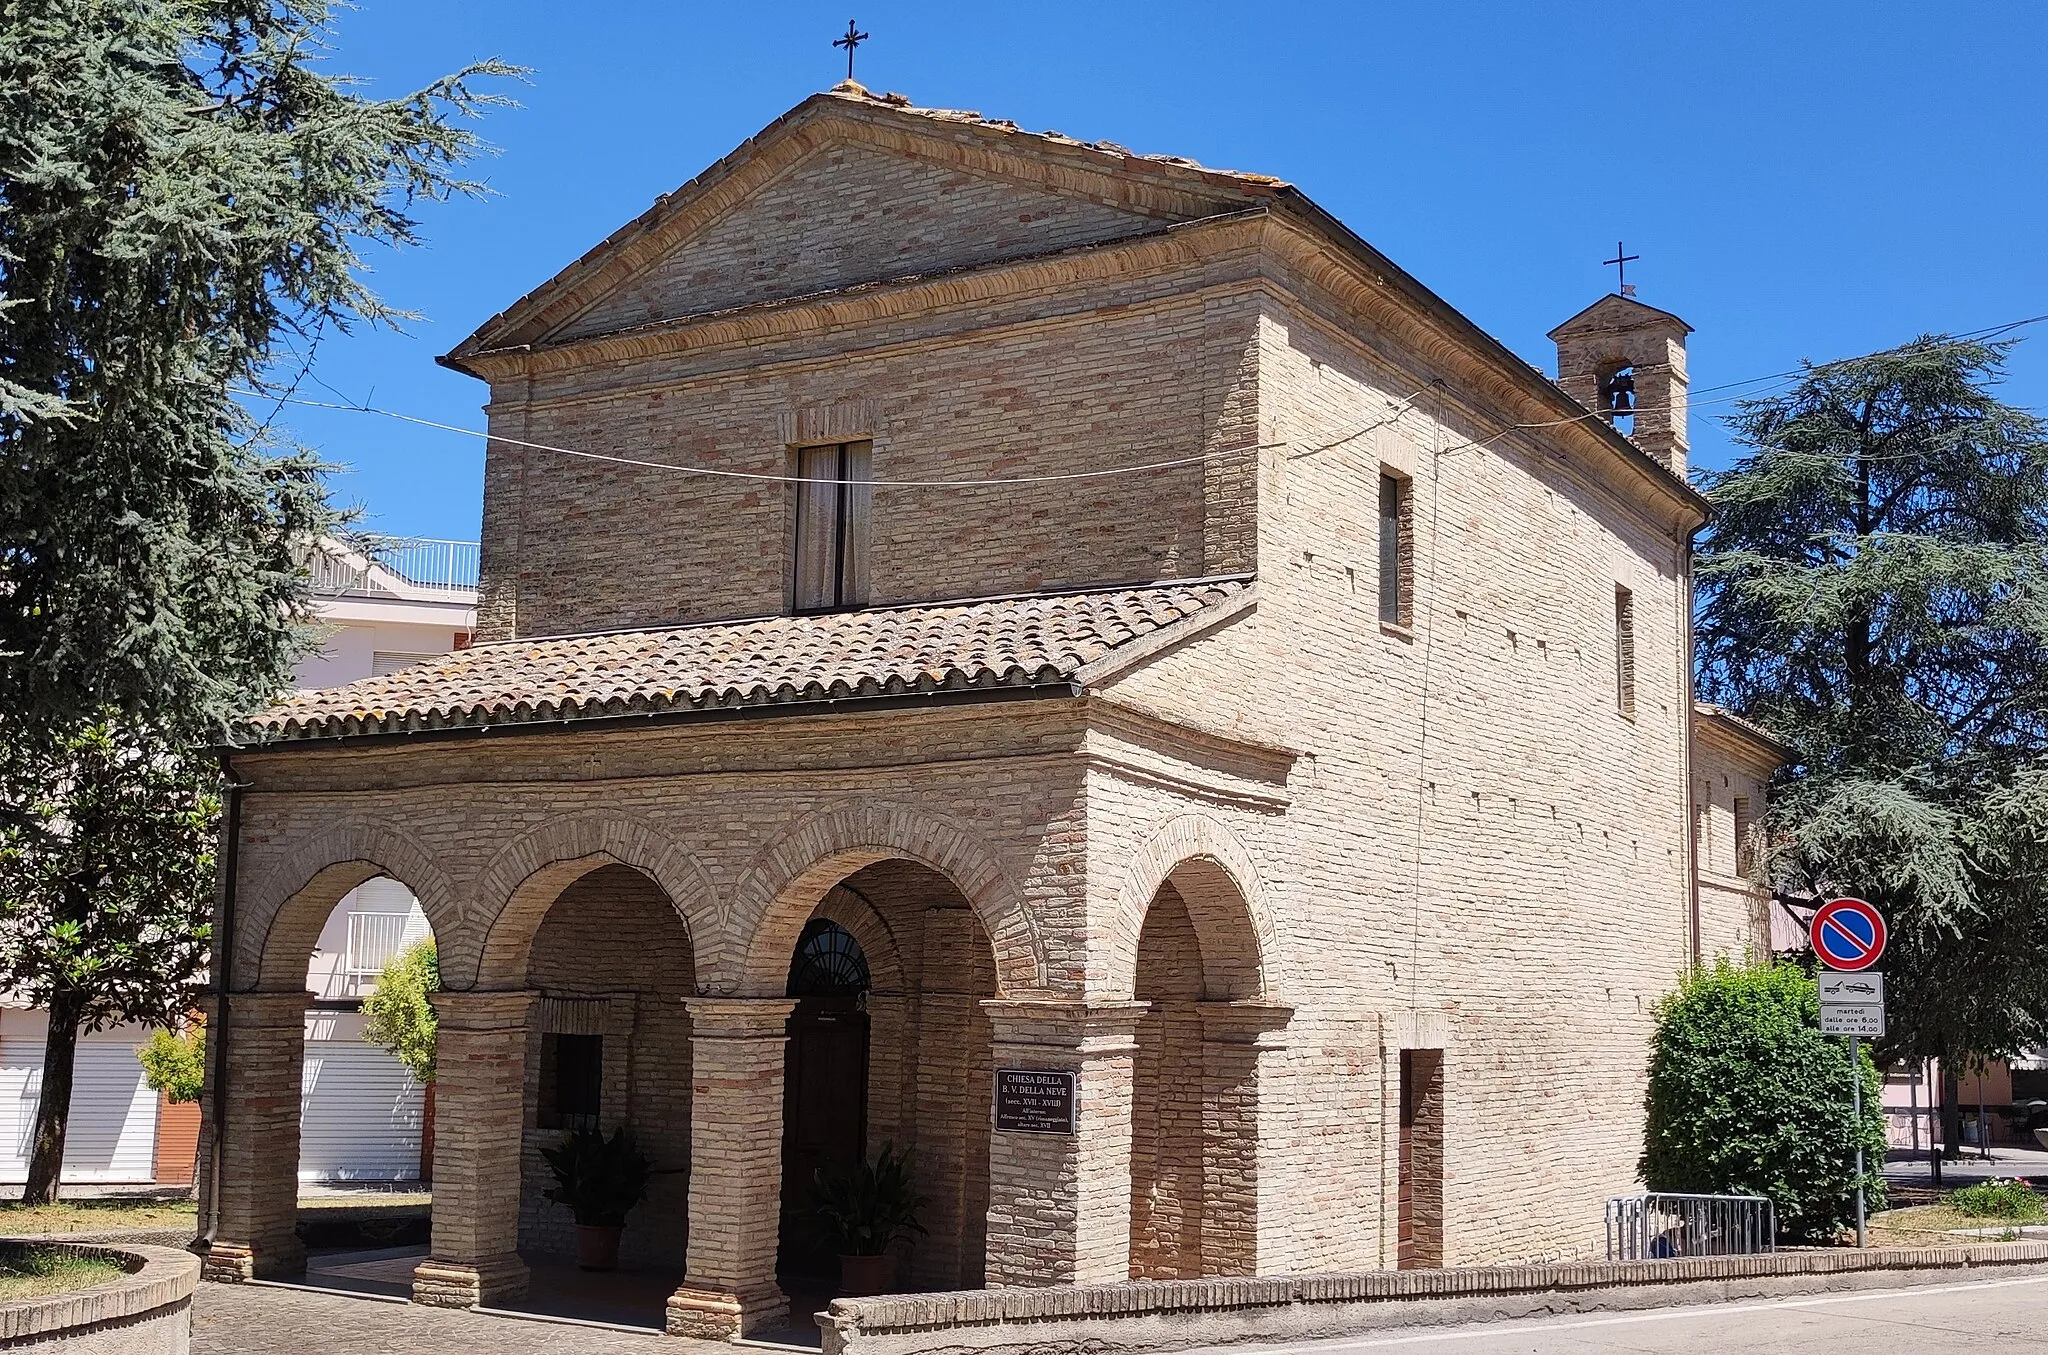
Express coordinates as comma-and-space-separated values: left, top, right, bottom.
1548, 295, 1693, 478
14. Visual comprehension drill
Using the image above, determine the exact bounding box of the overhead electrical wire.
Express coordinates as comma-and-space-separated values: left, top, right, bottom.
230, 391, 1282, 487
231, 312, 2048, 487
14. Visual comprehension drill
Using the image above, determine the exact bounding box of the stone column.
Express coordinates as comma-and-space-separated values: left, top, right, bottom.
668, 997, 795, 1341
1198, 1001, 1293, 1277
412, 990, 534, 1309
980, 1000, 1146, 1286
200, 990, 311, 1282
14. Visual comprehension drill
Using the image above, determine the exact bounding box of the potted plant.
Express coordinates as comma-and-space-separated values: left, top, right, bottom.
541, 1126, 654, 1271
812, 1143, 930, 1296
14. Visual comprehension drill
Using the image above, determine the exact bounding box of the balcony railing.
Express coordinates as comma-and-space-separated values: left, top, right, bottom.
334, 911, 426, 999
310, 537, 479, 598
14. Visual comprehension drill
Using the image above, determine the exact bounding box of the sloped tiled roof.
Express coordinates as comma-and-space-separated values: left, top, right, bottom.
245, 580, 1250, 743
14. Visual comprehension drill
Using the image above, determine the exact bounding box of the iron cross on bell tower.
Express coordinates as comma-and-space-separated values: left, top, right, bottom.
1604, 241, 1640, 298
834, 19, 869, 82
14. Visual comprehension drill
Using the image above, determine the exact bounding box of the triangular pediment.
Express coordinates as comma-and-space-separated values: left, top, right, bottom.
450, 88, 1285, 361
1547, 293, 1693, 340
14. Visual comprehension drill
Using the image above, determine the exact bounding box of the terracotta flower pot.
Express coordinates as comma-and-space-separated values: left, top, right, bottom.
578, 1224, 624, 1271
836, 1252, 894, 1296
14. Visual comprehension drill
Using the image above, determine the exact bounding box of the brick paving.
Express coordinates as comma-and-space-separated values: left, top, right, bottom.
194, 1282, 722, 1355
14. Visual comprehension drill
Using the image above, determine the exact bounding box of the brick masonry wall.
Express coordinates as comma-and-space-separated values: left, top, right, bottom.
1095, 295, 1696, 1268
1691, 724, 1777, 963
555, 142, 1165, 342
480, 284, 1261, 639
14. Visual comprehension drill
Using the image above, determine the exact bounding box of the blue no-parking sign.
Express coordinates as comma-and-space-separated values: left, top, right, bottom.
1810, 896, 1887, 972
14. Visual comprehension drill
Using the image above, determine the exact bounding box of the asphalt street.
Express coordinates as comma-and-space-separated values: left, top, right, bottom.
1196, 1274, 2048, 1355
196, 1272, 2048, 1354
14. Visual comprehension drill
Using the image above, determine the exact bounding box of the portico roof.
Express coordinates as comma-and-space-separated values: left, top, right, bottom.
242, 578, 1252, 743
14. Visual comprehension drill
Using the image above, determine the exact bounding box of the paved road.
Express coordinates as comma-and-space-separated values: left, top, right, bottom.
1202, 1274, 2048, 1355
196, 1273, 2048, 1354
194, 1282, 712, 1355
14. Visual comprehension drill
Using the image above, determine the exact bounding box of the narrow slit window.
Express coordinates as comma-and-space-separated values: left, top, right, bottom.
1733, 795, 1754, 876
792, 440, 873, 614
1614, 585, 1636, 719
540, 1032, 603, 1133
1378, 472, 1412, 627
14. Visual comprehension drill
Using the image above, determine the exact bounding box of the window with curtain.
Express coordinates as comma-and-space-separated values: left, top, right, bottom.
792, 440, 873, 613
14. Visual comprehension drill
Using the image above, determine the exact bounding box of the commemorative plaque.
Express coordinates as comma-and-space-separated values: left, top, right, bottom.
994, 1068, 1076, 1134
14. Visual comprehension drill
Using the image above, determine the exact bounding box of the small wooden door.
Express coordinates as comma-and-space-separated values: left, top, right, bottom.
778, 919, 874, 1282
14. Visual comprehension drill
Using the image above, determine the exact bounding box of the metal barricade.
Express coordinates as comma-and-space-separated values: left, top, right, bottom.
1606, 1193, 1776, 1260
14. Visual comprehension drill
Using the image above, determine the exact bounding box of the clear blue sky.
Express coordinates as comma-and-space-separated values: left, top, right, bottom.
284, 2, 2048, 542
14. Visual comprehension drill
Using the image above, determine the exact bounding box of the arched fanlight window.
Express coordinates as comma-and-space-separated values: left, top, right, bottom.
786, 918, 871, 997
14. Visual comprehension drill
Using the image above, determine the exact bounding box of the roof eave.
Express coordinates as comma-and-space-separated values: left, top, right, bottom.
1266, 190, 1711, 526
224, 680, 1083, 753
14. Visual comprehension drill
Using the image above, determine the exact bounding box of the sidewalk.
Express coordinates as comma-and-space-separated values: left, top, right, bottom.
1883, 1141, 2048, 1190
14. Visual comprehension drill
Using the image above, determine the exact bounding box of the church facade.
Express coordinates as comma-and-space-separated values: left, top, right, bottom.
200, 85, 1718, 1337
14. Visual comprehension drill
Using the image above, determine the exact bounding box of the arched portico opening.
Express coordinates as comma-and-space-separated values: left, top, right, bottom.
769, 861, 998, 1306
1126, 854, 1275, 1280
301, 876, 436, 1187
206, 838, 456, 1285
513, 862, 697, 1299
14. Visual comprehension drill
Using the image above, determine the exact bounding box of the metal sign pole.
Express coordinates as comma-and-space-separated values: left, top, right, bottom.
1851, 1034, 1866, 1247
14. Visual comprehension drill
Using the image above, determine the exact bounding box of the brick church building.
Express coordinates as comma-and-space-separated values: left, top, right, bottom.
200, 84, 1739, 1337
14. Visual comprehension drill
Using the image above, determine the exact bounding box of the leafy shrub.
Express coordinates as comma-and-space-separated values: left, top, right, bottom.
1951, 1179, 2046, 1221
813, 1144, 930, 1256
1641, 959, 1887, 1243
361, 938, 438, 1084
136, 1026, 204, 1103
541, 1126, 654, 1228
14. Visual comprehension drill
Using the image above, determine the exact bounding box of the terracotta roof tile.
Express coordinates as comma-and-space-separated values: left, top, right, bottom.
245, 580, 1249, 743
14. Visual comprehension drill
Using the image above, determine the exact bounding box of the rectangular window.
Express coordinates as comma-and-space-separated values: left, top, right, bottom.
792, 440, 873, 613
1614, 586, 1636, 719
1378, 472, 1412, 627
1733, 795, 1754, 876
539, 1033, 603, 1133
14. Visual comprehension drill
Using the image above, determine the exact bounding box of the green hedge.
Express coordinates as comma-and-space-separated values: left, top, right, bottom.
1641, 959, 1887, 1243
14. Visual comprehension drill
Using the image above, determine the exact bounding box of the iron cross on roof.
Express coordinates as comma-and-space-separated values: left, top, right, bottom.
1604, 241, 1640, 298
834, 19, 869, 81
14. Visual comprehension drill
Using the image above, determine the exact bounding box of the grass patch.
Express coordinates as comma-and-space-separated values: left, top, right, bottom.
0, 1198, 196, 1236
1869, 1191, 2048, 1247
1951, 1179, 2046, 1221
0, 1246, 124, 1300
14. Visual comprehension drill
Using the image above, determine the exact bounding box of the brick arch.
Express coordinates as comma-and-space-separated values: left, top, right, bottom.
1105, 813, 1276, 1002
465, 812, 720, 991
718, 804, 1037, 997
811, 884, 908, 994
239, 819, 458, 993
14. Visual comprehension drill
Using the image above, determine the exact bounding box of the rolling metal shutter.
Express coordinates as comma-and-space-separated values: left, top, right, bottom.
299, 1039, 424, 1182
0, 1035, 158, 1183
